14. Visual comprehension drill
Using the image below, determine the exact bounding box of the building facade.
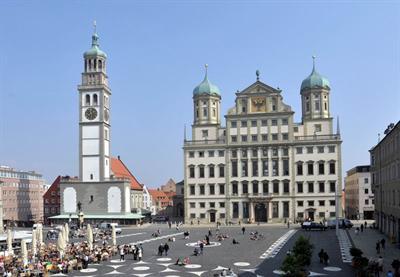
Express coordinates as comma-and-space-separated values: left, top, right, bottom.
370, 121, 400, 242
43, 176, 62, 225
183, 62, 343, 224
148, 189, 172, 214
0, 166, 46, 226
344, 166, 374, 220
54, 27, 142, 225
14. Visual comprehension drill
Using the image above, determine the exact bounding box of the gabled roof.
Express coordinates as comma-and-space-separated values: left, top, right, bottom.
148, 189, 168, 199
236, 80, 281, 96
111, 157, 143, 190
43, 176, 61, 199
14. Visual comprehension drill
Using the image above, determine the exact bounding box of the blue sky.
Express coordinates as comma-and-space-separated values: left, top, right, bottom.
0, 1, 399, 187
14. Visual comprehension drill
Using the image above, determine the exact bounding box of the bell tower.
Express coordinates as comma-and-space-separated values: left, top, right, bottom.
79, 22, 111, 182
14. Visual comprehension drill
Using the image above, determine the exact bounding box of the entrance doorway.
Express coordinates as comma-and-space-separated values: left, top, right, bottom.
306, 209, 315, 221
254, 203, 267, 222
210, 212, 216, 223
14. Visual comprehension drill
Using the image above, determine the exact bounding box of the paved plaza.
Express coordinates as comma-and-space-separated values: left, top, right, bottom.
44, 223, 357, 277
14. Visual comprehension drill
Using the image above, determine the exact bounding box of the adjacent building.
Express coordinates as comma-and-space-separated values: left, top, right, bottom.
183, 61, 343, 224
344, 166, 374, 220
43, 176, 62, 225
370, 121, 400, 242
148, 189, 172, 214
0, 165, 46, 226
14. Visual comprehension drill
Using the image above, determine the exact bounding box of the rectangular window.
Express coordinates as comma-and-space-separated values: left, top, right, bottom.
251, 135, 258, 142
307, 147, 313, 154
364, 178, 369, 184
330, 212, 336, 217
210, 202, 215, 208
328, 146, 335, 153
271, 119, 278, 126
231, 136, 237, 143
272, 202, 279, 218
263, 182, 268, 194
190, 185, 195, 195
315, 124, 322, 132
209, 166, 215, 178
273, 182, 279, 194
308, 182, 314, 193
283, 159, 289, 175
242, 182, 248, 194
319, 182, 325, 193
282, 148, 289, 156
272, 159, 279, 176
261, 120, 268, 126
218, 150, 225, 157
199, 185, 205, 195
330, 182, 335, 193
283, 202, 289, 218
297, 201, 304, 207
253, 182, 258, 194
241, 135, 248, 142
308, 163, 314, 175
262, 148, 268, 157
364, 188, 368, 194
209, 184, 215, 195
319, 200, 325, 206
252, 149, 258, 157
242, 161, 248, 177
232, 183, 238, 195
232, 161, 238, 177
199, 202, 205, 208
208, 151, 215, 157
296, 147, 303, 154
281, 118, 288, 125
365, 199, 369, 205
251, 120, 257, 127
220, 213, 225, 218
241, 121, 247, 127
282, 133, 288, 140
190, 213, 196, 219
297, 212, 304, 218
219, 202, 225, 208
272, 134, 278, 141
329, 162, 336, 174
219, 165, 225, 177
199, 167, 205, 178
283, 182, 289, 194
242, 149, 247, 158
202, 130, 208, 138
262, 134, 268, 141
297, 163, 303, 175
308, 201, 314, 206
252, 160, 258, 177
319, 212, 325, 218
231, 150, 237, 158
330, 200, 336, 206
318, 163, 325, 175
318, 146, 324, 153
231, 121, 237, 128
189, 167, 195, 178
297, 182, 303, 193
243, 202, 249, 218
219, 184, 225, 195
189, 151, 195, 158
200, 213, 206, 219
199, 151, 204, 157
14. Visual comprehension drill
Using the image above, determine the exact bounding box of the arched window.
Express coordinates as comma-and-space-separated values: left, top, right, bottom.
94, 59, 97, 70
85, 94, 90, 105
93, 94, 98, 105
88, 60, 92, 70
99, 60, 102, 69
84, 60, 87, 72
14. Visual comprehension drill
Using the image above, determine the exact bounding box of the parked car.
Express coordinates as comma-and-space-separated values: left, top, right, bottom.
99, 223, 122, 234
302, 221, 327, 231
152, 215, 168, 222
327, 218, 353, 229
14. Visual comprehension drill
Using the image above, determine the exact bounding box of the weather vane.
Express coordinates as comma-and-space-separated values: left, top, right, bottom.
256, 70, 260, 81
93, 20, 97, 34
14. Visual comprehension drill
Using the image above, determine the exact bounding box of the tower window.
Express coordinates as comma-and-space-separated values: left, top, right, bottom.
90, 174, 93, 180
85, 94, 90, 105
315, 100, 320, 111
324, 102, 327, 110
88, 60, 92, 70
213, 108, 216, 117
306, 101, 310, 112
99, 60, 103, 69
90, 195, 94, 202
203, 108, 207, 117
93, 94, 98, 105
94, 59, 97, 70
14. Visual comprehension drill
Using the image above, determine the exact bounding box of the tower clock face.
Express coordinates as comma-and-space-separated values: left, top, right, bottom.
85, 108, 98, 120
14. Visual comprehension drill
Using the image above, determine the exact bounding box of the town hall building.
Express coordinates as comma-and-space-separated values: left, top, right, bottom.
183, 61, 343, 224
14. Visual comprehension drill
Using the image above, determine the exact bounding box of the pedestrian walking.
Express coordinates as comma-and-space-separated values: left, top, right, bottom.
208, 228, 212, 237
158, 244, 164, 256
138, 248, 142, 261
287, 221, 290, 228
164, 242, 170, 256
119, 246, 125, 261
381, 238, 386, 250
168, 221, 172, 229
323, 251, 329, 266
364, 221, 368, 228
361, 224, 364, 232
198, 219, 200, 225
199, 242, 204, 255
376, 241, 381, 254
318, 249, 325, 263
241, 227, 245, 235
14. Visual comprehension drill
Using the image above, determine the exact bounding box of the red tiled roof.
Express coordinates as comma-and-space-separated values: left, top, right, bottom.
111, 157, 143, 190
148, 189, 168, 199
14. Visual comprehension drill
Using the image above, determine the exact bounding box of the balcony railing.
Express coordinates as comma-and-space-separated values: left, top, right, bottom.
184, 139, 226, 146
294, 134, 341, 141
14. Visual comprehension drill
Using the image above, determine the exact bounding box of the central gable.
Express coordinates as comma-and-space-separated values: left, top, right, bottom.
237, 81, 281, 96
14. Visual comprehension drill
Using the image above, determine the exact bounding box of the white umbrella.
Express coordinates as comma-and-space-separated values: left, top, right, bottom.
57, 230, 65, 259
6, 229, 13, 256
112, 225, 116, 246
32, 229, 37, 255
21, 239, 28, 265
86, 224, 93, 251
64, 223, 69, 243
37, 225, 43, 247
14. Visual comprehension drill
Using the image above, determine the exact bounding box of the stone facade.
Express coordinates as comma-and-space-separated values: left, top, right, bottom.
370, 121, 400, 242
344, 166, 374, 220
184, 64, 342, 224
